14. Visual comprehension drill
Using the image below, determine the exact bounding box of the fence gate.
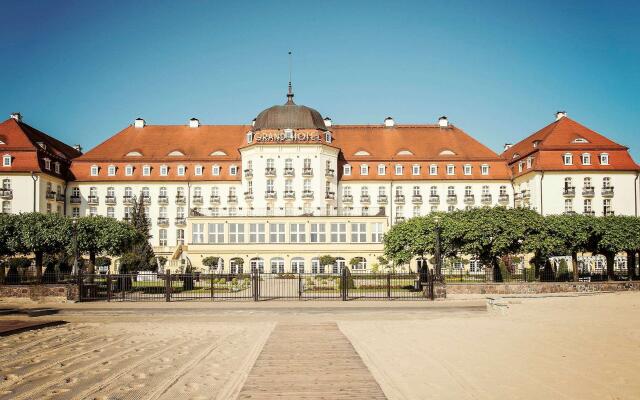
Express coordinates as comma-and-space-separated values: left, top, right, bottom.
77, 269, 430, 302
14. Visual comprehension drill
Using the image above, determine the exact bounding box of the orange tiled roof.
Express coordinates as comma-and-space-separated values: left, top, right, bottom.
502, 117, 639, 177
0, 118, 81, 179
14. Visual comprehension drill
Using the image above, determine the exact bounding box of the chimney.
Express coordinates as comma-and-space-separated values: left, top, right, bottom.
504, 143, 513, 151
134, 118, 145, 128
384, 117, 395, 127
74, 144, 83, 153
323, 117, 332, 127
10, 112, 22, 122
252, 118, 256, 127
438, 116, 449, 127
189, 118, 200, 128
555, 111, 567, 121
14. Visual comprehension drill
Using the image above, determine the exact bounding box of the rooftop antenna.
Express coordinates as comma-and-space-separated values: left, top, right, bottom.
286, 51, 295, 104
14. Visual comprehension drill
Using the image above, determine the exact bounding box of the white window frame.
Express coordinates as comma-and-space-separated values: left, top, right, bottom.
269, 223, 285, 243
249, 223, 266, 243
395, 164, 403, 175
290, 223, 306, 243
563, 153, 573, 166
160, 165, 168, 176
142, 165, 151, 176
2, 155, 10, 167
600, 153, 609, 165
229, 223, 245, 244
360, 164, 369, 176
54, 162, 60, 174
44, 158, 51, 170
177, 165, 186, 176
581, 153, 591, 165
343, 164, 351, 176
107, 165, 116, 176
194, 165, 203, 176
446, 164, 455, 175
429, 164, 437, 176
371, 222, 383, 243
212, 165, 221, 176
351, 223, 367, 243
90, 165, 99, 176
330, 223, 347, 243
481, 164, 489, 176
192, 223, 205, 244
377, 164, 386, 175
463, 164, 472, 175
412, 164, 420, 176
230, 165, 238, 176
310, 223, 326, 243
125, 165, 133, 176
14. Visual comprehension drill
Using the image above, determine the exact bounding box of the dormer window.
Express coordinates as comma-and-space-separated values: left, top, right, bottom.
563, 153, 573, 165
325, 132, 332, 143
532, 140, 541, 148
395, 164, 403, 175
160, 165, 168, 176
572, 137, 589, 144
412, 164, 420, 176
54, 162, 60, 174
284, 128, 294, 140
125, 165, 133, 176
177, 165, 186, 176
230, 165, 238, 176
600, 153, 609, 165
212, 165, 220, 176
446, 164, 455, 175
3, 154, 11, 167
463, 164, 472, 175
429, 164, 438, 175
343, 164, 352, 176
581, 153, 591, 165
360, 164, 369, 176
90, 165, 99, 176
518, 162, 523, 172
377, 164, 386, 175
526, 157, 532, 169
481, 164, 489, 176
246, 131, 254, 143
107, 165, 116, 176
142, 165, 151, 176
44, 158, 51, 170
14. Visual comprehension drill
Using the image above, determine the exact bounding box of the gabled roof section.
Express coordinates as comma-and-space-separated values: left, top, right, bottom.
0, 118, 81, 160
502, 117, 627, 163
332, 125, 503, 161
76, 124, 250, 162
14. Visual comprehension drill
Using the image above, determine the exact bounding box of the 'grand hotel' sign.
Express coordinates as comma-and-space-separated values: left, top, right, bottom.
255, 133, 323, 143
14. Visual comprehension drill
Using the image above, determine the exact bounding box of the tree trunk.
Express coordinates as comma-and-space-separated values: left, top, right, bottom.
572, 252, 579, 282
89, 251, 96, 269
35, 251, 43, 280
604, 252, 615, 281
492, 257, 503, 283
627, 251, 637, 281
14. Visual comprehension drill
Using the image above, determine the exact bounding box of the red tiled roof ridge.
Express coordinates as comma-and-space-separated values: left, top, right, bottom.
1, 118, 81, 160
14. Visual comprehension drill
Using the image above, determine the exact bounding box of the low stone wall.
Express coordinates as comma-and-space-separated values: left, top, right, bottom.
0, 284, 79, 302
447, 281, 640, 295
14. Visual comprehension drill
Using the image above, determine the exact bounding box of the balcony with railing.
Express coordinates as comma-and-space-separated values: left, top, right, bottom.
302, 190, 314, 200
175, 217, 187, 226
583, 210, 595, 216
46, 191, 56, 200
582, 186, 595, 197
447, 194, 458, 204
123, 195, 134, 205
244, 191, 254, 200
481, 194, 492, 204
325, 191, 336, 200
158, 195, 169, 205
498, 194, 509, 204
244, 168, 253, 178
283, 190, 295, 200
265, 191, 277, 200
563, 210, 577, 215
342, 194, 353, 203
283, 167, 295, 177
463, 194, 475, 205
210, 195, 220, 204
522, 190, 531, 199
141, 195, 151, 205
87, 195, 99, 205
360, 194, 371, 203
228, 195, 238, 204
265, 167, 276, 177
412, 194, 423, 204
514, 193, 522, 202
376, 194, 387, 204
563, 186, 576, 197
395, 194, 405, 204
175, 195, 186, 205
157, 217, 169, 226
0, 189, 13, 199
55, 193, 65, 202
604, 210, 615, 216
602, 187, 614, 197
395, 216, 405, 223
192, 195, 204, 205
429, 195, 440, 204
325, 168, 335, 178
302, 167, 313, 177
105, 195, 117, 205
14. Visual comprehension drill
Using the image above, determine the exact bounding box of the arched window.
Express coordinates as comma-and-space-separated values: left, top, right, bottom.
270, 257, 285, 274
230, 257, 244, 274
291, 257, 305, 274
250, 257, 264, 273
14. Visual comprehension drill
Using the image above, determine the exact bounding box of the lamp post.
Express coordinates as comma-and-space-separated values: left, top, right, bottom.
434, 215, 442, 279
71, 217, 79, 275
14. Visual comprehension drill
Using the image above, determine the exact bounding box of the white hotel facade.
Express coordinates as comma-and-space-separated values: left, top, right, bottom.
2, 88, 639, 273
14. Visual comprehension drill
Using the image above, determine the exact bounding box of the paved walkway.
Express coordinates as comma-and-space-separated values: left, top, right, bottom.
238, 322, 387, 399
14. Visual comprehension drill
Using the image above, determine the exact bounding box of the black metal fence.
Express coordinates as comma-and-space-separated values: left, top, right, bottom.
77, 270, 430, 302
0, 270, 75, 285
442, 266, 630, 284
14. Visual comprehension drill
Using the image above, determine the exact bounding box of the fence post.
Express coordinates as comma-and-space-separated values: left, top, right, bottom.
210, 273, 214, 301
252, 272, 259, 301
341, 267, 348, 301
298, 273, 302, 299
106, 273, 112, 302
387, 273, 391, 299
78, 270, 84, 301
165, 270, 171, 302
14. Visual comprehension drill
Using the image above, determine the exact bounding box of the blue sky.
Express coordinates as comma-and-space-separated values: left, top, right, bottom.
2, 0, 639, 159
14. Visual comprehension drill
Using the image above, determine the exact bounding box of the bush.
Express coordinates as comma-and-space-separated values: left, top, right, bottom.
557, 259, 570, 281
8, 257, 32, 270
95, 256, 112, 267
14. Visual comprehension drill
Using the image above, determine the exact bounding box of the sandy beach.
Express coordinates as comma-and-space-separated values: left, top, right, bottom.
0, 293, 639, 399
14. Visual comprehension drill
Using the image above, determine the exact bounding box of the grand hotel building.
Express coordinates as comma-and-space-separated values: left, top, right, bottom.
1, 88, 639, 273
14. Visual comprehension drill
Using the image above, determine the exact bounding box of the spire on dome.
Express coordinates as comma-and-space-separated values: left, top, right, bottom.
286, 51, 295, 105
